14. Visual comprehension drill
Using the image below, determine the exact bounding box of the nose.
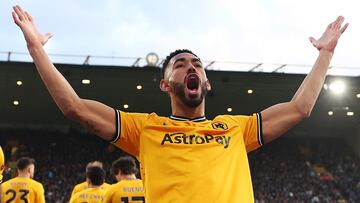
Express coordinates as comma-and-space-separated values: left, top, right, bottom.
187, 65, 196, 74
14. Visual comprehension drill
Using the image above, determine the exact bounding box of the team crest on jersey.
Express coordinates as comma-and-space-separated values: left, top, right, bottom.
211, 122, 228, 130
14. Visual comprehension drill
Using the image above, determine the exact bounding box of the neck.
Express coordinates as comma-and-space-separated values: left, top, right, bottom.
171, 98, 205, 119
18, 172, 30, 178
88, 184, 101, 188
120, 174, 137, 181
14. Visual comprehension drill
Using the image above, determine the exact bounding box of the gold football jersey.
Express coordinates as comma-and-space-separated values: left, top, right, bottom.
1, 177, 45, 203
104, 179, 145, 203
112, 111, 263, 202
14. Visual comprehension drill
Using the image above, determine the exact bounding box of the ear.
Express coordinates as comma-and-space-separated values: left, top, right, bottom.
160, 79, 171, 93
205, 80, 212, 91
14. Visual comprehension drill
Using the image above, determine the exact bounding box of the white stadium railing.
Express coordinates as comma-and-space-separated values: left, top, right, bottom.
1, 51, 360, 76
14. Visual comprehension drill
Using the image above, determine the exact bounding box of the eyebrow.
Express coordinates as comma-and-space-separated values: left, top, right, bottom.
173, 57, 202, 65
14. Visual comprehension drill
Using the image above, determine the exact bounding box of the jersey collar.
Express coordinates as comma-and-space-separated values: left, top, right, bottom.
170, 115, 207, 122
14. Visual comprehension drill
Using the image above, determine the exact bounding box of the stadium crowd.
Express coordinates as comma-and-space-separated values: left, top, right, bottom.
250, 137, 360, 203
1, 129, 359, 202
0, 129, 127, 202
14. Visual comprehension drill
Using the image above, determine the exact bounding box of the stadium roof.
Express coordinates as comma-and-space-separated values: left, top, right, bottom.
1, 52, 360, 76
0, 61, 359, 136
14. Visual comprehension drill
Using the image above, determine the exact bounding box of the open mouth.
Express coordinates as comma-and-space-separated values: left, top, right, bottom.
185, 74, 200, 91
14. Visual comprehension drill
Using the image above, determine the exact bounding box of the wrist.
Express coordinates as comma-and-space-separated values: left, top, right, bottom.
27, 43, 43, 54
319, 49, 334, 59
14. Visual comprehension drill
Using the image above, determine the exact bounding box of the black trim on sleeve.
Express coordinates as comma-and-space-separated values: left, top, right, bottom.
110, 109, 121, 143
256, 113, 264, 146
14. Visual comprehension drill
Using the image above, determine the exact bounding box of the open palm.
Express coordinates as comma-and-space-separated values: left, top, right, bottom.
12, 5, 52, 47
309, 16, 348, 52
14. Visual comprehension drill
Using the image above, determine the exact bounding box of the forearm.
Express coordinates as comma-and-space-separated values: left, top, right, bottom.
261, 50, 333, 143
28, 44, 81, 115
261, 16, 347, 144
291, 49, 332, 116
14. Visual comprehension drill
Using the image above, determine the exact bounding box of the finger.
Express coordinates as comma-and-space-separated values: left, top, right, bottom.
340, 23, 349, 34
12, 11, 21, 26
13, 6, 25, 21
327, 23, 333, 29
16, 6, 29, 21
334, 16, 344, 29
25, 11, 33, 22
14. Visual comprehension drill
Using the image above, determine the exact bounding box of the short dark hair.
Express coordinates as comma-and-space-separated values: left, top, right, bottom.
86, 166, 105, 186
111, 156, 138, 176
17, 157, 35, 171
161, 49, 199, 79
85, 161, 103, 173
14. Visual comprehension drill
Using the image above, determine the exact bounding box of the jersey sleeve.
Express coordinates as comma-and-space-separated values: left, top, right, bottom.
110, 110, 149, 156
103, 185, 114, 203
69, 192, 78, 203
36, 183, 46, 203
231, 113, 263, 152
70, 184, 81, 197
69, 184, 80, 203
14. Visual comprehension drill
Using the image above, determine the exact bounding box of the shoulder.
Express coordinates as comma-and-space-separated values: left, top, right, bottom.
75, 181, 88, 189
104, 184, 116, 194
1, 178, 13, 186
102, 182, 111, 188
113, 181, 128, 190
214, 114, 257, 123
29, 179, 44, 189
71, 190, 82, 201
133, 179, 144, 187
120, 111, 167, 124
76, 187, 92, 197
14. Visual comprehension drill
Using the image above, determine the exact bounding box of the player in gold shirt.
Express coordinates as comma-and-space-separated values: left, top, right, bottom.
104, 156, 145, 203
13, 5, 348, 202
70, 161, 110, 197
0, 146, 4, 183
1, 157, 45, 203
69, 166, 106, 203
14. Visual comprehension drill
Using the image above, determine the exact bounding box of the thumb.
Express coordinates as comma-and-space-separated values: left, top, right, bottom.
308, 36, 318, 48
41, 33, 53, 46
309, 37, 316, 44
45, 32, 53, 40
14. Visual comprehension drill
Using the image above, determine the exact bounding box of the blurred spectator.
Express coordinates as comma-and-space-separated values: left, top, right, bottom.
1, 129, 359, 202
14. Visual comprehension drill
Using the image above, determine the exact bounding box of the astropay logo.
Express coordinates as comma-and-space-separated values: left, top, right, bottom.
160, 132, 231, 148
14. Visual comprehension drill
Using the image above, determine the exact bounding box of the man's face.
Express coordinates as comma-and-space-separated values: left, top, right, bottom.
163, 53, 210, 108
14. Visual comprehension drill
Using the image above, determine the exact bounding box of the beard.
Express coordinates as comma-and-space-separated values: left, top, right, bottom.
170, 81, 208, 108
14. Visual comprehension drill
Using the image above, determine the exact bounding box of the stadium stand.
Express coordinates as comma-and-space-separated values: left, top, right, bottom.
250, 137, 359, 203
1, 129, 359, 202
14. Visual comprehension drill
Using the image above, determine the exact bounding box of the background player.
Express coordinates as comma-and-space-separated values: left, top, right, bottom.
0, 146, 4, 203
1, 157, 45, 203
104, 156, 145, 203
0, 146, 4, 184
70, 160, 110, 197
69, 165, 107, 203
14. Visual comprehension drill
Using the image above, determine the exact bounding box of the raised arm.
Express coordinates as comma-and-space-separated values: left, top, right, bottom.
261, 16, 348, 144
12, 5, 116, 141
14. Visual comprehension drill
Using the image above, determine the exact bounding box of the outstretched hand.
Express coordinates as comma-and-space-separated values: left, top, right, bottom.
309, 16, 348, 53
12, 5, 53, 47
